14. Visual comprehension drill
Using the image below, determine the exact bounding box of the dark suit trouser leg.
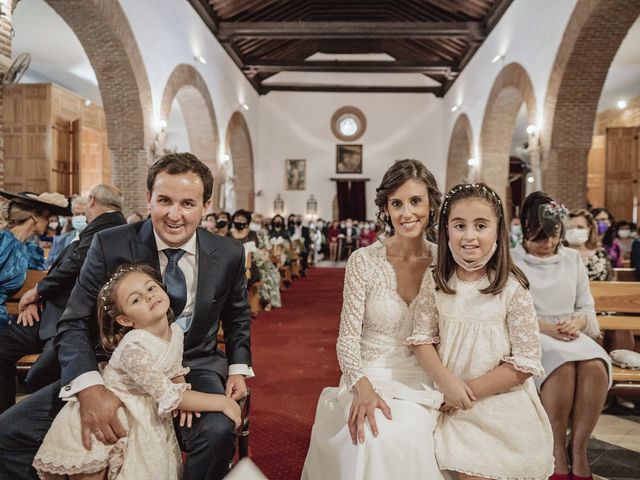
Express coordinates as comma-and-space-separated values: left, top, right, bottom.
0, 323, 43, 414
176, 369, 235, 480
0, 381, 62, 480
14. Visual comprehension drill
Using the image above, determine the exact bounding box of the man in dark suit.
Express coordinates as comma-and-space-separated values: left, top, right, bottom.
287, 213, 312, 276
0, 153, 252, 480
0, 184, 126, 413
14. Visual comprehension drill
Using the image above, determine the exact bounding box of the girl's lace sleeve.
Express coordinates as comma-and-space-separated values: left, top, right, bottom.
502, 283, 545, 377
406, 273, 440, 345
119, 341, 190, 416
336, 250, 368, 388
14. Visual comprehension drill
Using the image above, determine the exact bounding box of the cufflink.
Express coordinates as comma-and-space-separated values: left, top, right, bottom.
64, 385, 71, 391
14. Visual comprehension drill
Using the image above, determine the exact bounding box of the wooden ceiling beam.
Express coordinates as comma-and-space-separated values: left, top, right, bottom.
243, 59, 457, 74
218, 21, 484, 40
262, 83, 443, 95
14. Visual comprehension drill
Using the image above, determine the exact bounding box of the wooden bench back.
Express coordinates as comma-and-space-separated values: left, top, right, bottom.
5, 270, 48, 316
590, 281, 640, 314
614, 268, 636, 282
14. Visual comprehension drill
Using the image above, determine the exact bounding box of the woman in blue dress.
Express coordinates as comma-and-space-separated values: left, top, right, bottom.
0, 191, 71, 331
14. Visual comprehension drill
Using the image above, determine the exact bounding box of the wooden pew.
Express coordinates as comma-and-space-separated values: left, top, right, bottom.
614, 268, 637, 282
591, 281, 640, 395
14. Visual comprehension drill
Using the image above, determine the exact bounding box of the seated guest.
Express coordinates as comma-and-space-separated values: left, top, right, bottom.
250, 214, 281, 311
215, 211, 231, 236
358, 221, 376, 248
513, 192, 611, 480
203, 213, 217, 233
230, 209, 261, 286
0, 191, 63, 332
565, 209, 613, 281
614, 220, 634, 261
287, 214, 311, 276
39, 214, 63, 248
0, 185, 126, 413
339, 218, 359, 259
126, 211, 144, 224
269, 214, 289, 241
592, 207, 623, 267
327, 221, 340, 261
47, 196, 90, 267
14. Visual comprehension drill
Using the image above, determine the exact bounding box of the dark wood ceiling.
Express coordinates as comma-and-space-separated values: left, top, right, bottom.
187, 0, 513, 96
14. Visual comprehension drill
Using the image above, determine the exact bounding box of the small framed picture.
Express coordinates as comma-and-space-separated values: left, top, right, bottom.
285, 159, 306, 190
336, 144, 362, 174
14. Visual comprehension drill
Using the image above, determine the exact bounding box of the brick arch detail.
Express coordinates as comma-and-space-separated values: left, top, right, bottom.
479, 62, 536, 200
542, 0, 640, 207
445, 113, 473, 191
226, 112, 255, 211
160, 64, 220, 205
44, 0, 154, 214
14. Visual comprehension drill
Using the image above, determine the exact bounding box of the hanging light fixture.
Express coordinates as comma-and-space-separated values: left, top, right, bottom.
306, 195, 318, 216
274, 194, 284, 215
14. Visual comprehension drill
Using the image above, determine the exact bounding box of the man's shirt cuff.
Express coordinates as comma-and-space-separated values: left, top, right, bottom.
228, 364, 255, 378
59, 371, 104, 401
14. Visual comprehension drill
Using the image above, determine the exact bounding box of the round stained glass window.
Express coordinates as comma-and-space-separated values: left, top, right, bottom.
331, 106, 366, 142
339, 116, 359, 137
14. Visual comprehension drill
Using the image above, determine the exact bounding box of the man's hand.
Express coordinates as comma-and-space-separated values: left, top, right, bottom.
78, 385, 127, 449
17, 303, 40, 327
18, 287, 40, 312
225, 374, 247, 400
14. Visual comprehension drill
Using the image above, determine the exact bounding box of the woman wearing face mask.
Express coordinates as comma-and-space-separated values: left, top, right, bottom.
591, 208, 623, 268
247, 214, 282, 311
231, 210, 261, 287
214, 211, 231, 237
269, 214, 290, 241
565, 209, 613, 281
614, 220, 634, 261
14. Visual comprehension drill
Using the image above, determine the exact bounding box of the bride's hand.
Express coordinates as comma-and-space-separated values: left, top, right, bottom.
436, 369, 476, 410
348, 377, 392, 445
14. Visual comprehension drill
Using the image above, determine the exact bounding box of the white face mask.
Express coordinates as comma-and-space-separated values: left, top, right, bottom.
449, 241, 497, 272
618, 229, 632, 239
249, 222, 261, 232
565, 228, 589, 246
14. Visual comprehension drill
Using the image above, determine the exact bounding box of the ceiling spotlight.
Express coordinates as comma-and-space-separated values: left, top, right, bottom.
467, 158, 479, 167
195, 55, 207, 65
241, 103, 250, 111
526, 125, 538, 135
617, 100, 627, 110
527, 175, 535, 183
156, 119, 167, 130
451, 104, 459, 113
84, 99, 92, 107
491, 54, 504, 64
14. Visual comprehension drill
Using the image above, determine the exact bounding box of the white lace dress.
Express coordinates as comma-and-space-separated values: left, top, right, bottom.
302, 241, 444, 480
33, 323, 189, 480
407, 273, 554, 480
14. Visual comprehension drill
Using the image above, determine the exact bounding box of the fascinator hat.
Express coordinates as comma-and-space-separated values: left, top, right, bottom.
0, 190, 73, 216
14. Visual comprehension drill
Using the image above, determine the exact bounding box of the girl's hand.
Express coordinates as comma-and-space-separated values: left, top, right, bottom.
171, 376, 200, 427
436, 369, 476, 410
222, 397, 242, 428
348, 377, 392, 445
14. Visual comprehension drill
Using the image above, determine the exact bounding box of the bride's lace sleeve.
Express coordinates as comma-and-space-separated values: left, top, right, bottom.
406, 273, 440, 345
119, 341, 190, 416
336, 250, 369, 388
502, 283, 545, 377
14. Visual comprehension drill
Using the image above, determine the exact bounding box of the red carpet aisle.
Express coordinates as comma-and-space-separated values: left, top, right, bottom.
249, 268, 345, 479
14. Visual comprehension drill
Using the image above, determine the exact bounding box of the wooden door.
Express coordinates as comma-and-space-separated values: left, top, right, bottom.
587, 135, 605, 208
51, 120, 72, 196
78, 123, 107, 193
605, 127, 639, 224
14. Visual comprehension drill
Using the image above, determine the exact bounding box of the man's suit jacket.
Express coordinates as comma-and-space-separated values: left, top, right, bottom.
46, 229, 76, 268
37, 211, 127, 340
54, 219, 252, 386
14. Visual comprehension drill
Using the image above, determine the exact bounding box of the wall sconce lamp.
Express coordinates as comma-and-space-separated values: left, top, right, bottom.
306, 194, 318, 217
274, 194, 284, 215
150, 119, 168, 161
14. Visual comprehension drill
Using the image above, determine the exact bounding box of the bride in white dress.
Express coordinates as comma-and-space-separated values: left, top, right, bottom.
302, 160, 444, 480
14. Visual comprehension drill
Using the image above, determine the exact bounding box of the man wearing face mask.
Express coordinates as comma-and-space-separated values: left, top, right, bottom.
46, 196, 90, 267
0, 184, 126, 413
287, 214, 311, 275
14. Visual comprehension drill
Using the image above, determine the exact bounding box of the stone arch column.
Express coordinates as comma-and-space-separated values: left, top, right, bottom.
542, 0, 640, 207
225, 112, 255, 211
445, 113, 473, 191
479, 62, 536, 201
160, 64, 220, 205
43, 0, 153, 214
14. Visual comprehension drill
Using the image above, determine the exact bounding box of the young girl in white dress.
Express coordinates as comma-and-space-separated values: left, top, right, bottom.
302, 159, 445, 480
33, 263, 241, 480
407, 183, 554, 480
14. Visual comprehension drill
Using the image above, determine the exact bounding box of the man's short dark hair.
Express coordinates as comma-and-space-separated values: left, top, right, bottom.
147, 152, 214, 203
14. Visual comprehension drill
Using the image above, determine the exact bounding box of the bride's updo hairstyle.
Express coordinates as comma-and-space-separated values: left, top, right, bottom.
374, 159, 442, 241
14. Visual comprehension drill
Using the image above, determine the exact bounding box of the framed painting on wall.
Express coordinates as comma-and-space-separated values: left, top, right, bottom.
285, 159, 306, 190
336, 144, 362, 174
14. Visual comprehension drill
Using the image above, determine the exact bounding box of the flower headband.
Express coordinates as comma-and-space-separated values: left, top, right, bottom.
100, 265, 137, 311
539, 201, 569, 220
441, 183, 503, 217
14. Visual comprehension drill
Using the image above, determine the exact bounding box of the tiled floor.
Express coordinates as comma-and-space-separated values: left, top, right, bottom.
590, 402, 640, 480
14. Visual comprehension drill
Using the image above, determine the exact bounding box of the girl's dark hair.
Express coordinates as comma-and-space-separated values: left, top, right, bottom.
520, 191, 565, 243
271, 214, 285, 226
435, 183, 529, 295
97, 263, 174, 352
374, 159, 442, 241
590, 207, 614, 225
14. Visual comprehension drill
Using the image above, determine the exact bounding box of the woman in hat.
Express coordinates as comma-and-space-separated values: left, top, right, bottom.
0, 191, 71, 331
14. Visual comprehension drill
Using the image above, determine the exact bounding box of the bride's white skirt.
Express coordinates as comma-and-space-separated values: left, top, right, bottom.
301, 347, 444, 480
